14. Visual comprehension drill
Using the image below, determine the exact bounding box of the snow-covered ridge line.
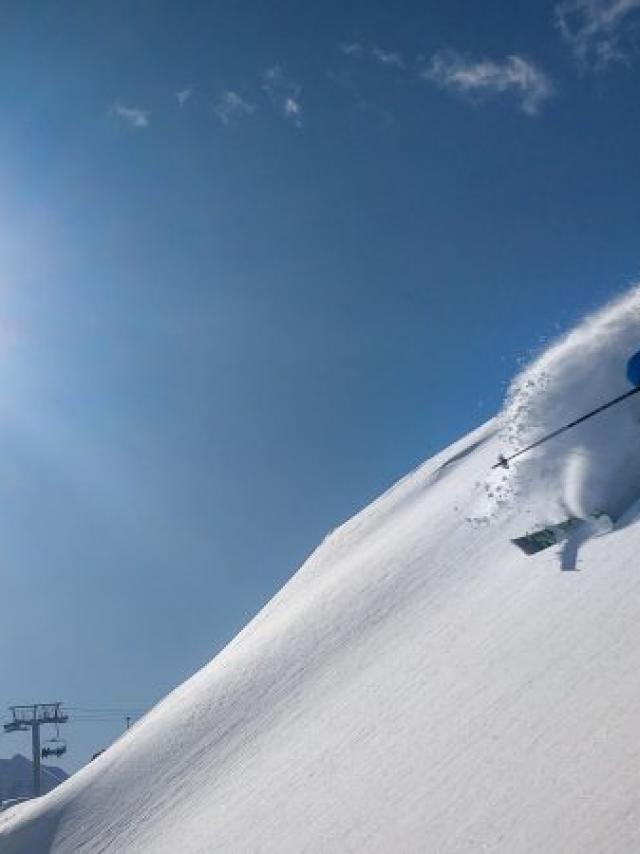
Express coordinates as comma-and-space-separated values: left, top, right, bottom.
4, 288, 640, 853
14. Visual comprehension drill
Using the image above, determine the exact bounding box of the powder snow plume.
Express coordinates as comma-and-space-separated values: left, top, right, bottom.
484, 284, 640, 525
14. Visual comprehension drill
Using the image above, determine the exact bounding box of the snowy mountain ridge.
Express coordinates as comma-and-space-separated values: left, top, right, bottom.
3, 288, 640, 852
0, 756, 67, 806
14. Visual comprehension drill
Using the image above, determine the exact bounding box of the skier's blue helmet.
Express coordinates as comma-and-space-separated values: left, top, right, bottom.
626, 349, 640, 387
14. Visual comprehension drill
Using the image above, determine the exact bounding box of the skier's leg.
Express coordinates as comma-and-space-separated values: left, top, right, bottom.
560, 523, 591, 571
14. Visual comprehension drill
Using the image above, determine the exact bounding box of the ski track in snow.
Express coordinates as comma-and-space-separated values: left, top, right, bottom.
3, 288, 640, 852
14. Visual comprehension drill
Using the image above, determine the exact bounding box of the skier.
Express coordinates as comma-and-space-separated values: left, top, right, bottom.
511, 348, 640, 561
626, 348, 640, 387
497, 348, 640, 470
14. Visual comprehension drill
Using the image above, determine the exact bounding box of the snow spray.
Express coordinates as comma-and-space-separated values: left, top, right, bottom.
500, 284, 640, 522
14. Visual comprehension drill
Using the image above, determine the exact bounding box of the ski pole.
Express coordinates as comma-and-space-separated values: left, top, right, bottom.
493, 384, 640, 470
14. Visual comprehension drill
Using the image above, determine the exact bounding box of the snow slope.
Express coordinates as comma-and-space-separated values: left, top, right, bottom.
3, 289, 640, 853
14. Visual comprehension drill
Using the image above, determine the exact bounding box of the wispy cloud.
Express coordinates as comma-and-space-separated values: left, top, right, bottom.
555, 0, 640, 69
283, 96, 302, 123
340, 42, 364, 58
423, 51, 554, 116
371, 46, 405, 69
176, 88, 192, 106
110, 102, 151, 129
262, 66, 303, 126
340, 42, 405, 69
213, 90, 256, 125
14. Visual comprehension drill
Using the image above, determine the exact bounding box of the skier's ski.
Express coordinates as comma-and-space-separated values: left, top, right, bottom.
512, 519, 579, 555
512, 513, 613, 556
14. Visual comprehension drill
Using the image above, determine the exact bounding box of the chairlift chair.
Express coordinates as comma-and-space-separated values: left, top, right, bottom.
42, 725, 67, 759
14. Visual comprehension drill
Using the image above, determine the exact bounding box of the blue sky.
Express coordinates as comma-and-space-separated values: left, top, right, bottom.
2, 0, 640, 769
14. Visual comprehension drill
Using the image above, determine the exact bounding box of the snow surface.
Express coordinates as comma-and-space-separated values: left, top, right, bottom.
3, 288, 640, 853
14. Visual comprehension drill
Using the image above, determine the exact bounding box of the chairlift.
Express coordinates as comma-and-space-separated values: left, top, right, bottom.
42, 725, 67, 760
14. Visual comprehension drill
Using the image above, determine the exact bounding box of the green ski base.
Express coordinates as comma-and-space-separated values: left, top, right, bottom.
512, 513, 613, 556
511, 519, 579, 555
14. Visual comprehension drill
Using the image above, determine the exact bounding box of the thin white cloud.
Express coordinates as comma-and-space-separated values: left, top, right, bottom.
423, 51, 554, 116
284, 96, 302, 121
262, 66, 303, 126
340, 42, 364, 58
340, 42, 405, 69
371, 46, 405, 69
110, 102, 150, 129
555, 0, 640, 69
213, 90, 256, 125
176, 88, 192, 106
